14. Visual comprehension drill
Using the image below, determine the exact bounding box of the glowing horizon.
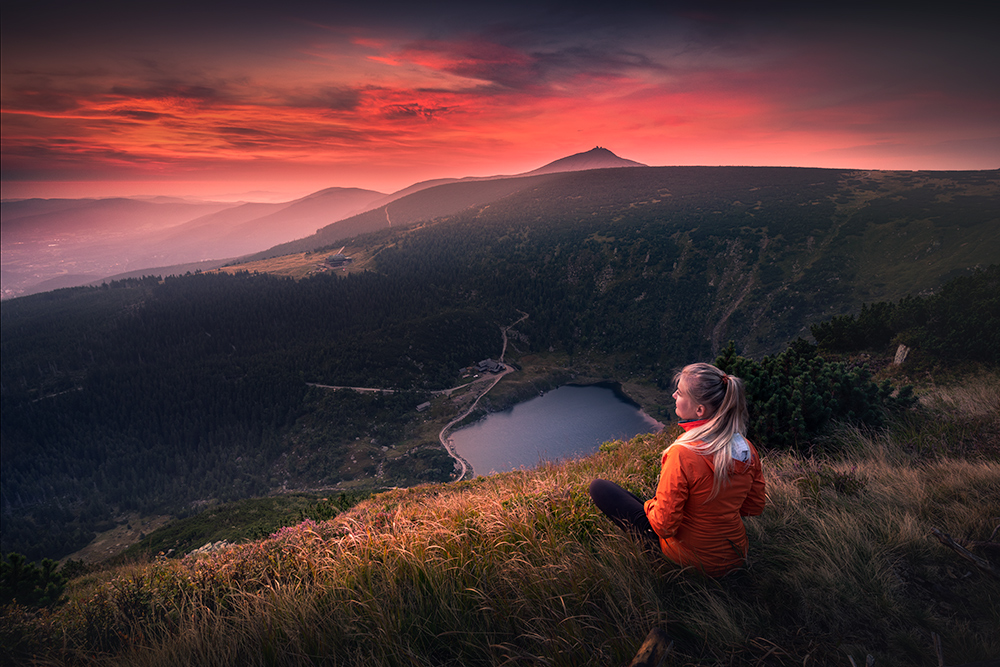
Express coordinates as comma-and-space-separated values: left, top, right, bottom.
3, 3, 998, 202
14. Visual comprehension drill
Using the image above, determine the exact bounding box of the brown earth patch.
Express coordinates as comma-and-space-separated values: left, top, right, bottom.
60, 513, 173, 565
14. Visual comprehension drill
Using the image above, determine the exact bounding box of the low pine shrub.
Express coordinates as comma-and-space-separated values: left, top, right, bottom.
0, 552, 67, 608
715, 339, 916, 450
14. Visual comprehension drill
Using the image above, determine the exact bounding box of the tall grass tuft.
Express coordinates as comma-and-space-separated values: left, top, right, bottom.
893, 371, 1000, 458
3, 415, 998, 666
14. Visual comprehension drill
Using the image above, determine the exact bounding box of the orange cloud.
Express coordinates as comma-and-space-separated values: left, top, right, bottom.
2, 4, 997, 199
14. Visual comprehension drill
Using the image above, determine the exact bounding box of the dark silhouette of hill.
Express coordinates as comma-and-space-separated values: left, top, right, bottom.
521, 146, 646, 175
247, 148, 646, 259
365, 178, 463, 209
357, 147, 643, 209
247, 173, 567, 260
156, 201, 289, 248
1, 197, 100, 221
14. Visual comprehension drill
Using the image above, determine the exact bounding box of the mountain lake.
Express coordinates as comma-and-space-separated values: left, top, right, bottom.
449, 383, 664, 476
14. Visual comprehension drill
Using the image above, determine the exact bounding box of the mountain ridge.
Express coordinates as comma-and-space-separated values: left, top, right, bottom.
1, 148, 644, 298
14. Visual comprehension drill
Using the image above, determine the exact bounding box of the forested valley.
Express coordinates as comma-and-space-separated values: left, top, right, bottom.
2, 166, 997, 561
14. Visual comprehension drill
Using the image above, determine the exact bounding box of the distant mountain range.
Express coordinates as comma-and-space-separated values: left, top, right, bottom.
238, 148, 648, 260
3, 148, 996, 305
0, 147, 642, 298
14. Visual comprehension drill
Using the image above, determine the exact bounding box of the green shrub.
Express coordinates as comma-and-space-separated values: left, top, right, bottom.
715, 339, 916, 450
297, 491, 372, 522
0, 552, 67, 607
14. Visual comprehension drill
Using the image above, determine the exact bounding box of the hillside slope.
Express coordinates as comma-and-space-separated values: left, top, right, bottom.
158, 187, 385, 260
267, 166, 997, 358
5, 377, 998, 666
247, 173, 566, 260
243, 148, 650, 260
244, 168, 999, 348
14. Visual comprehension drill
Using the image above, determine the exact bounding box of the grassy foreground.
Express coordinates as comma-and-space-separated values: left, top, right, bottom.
3, 378, 999, 666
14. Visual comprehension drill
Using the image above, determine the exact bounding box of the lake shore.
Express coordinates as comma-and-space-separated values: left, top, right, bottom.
448, 381, 664, 478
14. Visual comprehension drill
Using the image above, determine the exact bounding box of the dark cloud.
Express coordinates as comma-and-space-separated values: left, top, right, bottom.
109, 83, 223, 102
110, 109, 171, 121
381, 104, 454, 120
3, 89, 81, 112
527, 45, 668, 85
214, 126, 276, 137
1, 137, 166, 167
401, 39, 542, 91
395, 36, 670, 95
283, 87, 363, 111
211, 126, 318, 151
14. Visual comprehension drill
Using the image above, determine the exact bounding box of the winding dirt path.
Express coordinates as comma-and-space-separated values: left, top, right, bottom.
439, 311, 528, 481
308, 312, 528, 482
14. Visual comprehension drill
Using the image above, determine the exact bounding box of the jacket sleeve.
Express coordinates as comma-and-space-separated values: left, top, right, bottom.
739, 445, 766, 517
643, 447, 689, 539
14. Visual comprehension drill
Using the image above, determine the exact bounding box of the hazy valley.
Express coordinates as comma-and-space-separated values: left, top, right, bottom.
0, 188, 387, 299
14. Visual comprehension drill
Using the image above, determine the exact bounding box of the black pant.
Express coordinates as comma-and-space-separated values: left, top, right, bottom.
589, 479, 659, 544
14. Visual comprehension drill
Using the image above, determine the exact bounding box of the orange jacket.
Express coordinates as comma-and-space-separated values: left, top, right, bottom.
644, 420, 766, 576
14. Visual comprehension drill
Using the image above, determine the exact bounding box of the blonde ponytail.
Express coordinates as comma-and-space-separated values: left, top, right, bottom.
665, 363, 749, 499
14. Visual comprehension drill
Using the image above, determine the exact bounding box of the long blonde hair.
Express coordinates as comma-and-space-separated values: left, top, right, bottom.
665, 362, 749, 499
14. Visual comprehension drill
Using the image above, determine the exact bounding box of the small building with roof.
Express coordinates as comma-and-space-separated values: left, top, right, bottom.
477, 359, 504, 373
326, 253, 353, 268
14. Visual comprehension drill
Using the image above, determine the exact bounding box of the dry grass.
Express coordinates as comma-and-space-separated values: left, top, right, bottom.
213, 245, 379, 281
897, 371, 1000, 459
4, 399, 999, 666
919, 371, 1000, 419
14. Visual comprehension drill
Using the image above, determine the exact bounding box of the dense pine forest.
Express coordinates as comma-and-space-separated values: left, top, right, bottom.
1, 273, 499, 559
2, 166, 998, 561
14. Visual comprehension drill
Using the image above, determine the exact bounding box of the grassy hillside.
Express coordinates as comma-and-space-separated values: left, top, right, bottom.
3, 371, 997, 666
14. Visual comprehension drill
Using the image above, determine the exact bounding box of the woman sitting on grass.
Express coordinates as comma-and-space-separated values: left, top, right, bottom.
590, 362, 766, 576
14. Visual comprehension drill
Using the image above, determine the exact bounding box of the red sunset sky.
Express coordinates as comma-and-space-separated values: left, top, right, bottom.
2, 1, 997, 202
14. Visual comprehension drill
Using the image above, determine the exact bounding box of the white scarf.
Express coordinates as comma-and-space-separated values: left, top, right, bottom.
731, 433, 750, 462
